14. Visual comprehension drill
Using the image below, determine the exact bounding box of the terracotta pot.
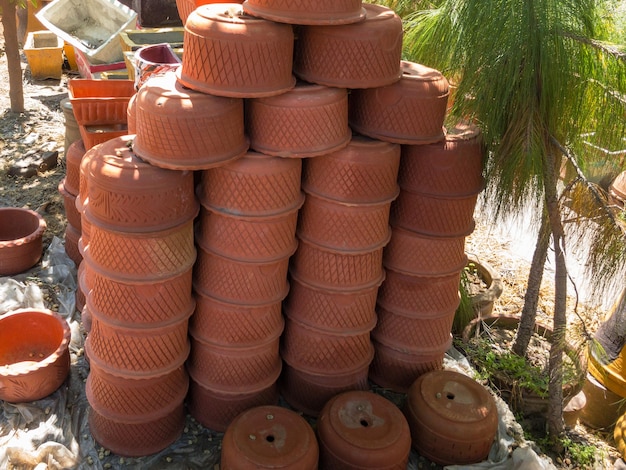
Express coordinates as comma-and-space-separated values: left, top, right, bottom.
187, 331, 282, 392
76, 262, 89, 314
85, 303, 192, 375
61, 97, 81, 156
198, 151, 302, 216
64, 224, 83, 267
317, 390, 411, 469
89, 400, 185, 457
403, 369, 498, 466
464, 255, 504, 318
280, 348, 373, 417
221, 405, 318, 469
187, 374, 279, 432
191, 289, 284, 346
349, 61, 449, 145
176, 0, 244, 24
293, 4, 402, 89
297, 191, 394, 252
133, 71, 249, 170
178, 4, 295, 98
84, 258, 193, 324
301, 135, 401, 204
246, 81, 351, 158
68, 78, 135, 127
196, 199, 301, 262
398, 122, 485, 196
86, 361, 188, 420
58, 179, 81, 230
242, 0, 364, 25
377, 267, 461, 316
82, 216, 196, 280
0, 308, 71, 403
280, 316, 375, 373
390, 188, 478, 237
369, 338, 449, 393
193, 242, 290, 305
290, 237, 387, 290
373, 304, 456, 353
0, 207, 46, 276
63, 139, 86, 196
383, 227, 467, 276
86, 135, 198, 232
283, 270, 380, 332
580, 372, 625, 430
79, 123, 129, 151
127, 93, 137, 134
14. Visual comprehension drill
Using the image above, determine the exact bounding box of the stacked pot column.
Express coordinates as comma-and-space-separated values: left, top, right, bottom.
80, 135, 198, 457
175, 4, 298, 431
349, 62, 486, 392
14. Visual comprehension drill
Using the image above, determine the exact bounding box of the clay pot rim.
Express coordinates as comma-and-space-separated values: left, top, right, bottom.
297, 231, 391, 256
188, 316, 284, 348
284, 311, 377, 337
303, 187, 400, 209
0, 208, 46, 249
373, 334, 453, 357
0, 308, 70, 379
242, 1, 366, 26
399, 60, 450, 91
193, 280, 290, 307
382, 255, 467, 279
193, 285, 285, 310
195, 235, 297, 265
187, 356, 282, 393
375, 301, 459, 322
288, 268, 385, 294
282, 341, 375, 376
200, 193, 304, 221
250, 130, 352, 159
196, 186, 305, 218
84, 335, 191, 379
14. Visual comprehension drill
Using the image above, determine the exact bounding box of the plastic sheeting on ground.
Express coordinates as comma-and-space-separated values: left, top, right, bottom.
0, 238, 556, 470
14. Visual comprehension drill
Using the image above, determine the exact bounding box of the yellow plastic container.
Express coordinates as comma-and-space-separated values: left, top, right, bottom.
63, 41, 78, 71
24, 30, 63, 80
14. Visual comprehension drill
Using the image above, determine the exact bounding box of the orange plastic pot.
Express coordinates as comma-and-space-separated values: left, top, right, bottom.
68, 78, 135, 126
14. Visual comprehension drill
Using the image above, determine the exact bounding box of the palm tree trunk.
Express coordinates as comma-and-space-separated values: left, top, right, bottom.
512, 209, 551, 357
1, 0, 25, 113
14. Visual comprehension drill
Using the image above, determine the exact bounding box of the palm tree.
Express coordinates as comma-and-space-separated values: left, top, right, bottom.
375, 0, 626, 442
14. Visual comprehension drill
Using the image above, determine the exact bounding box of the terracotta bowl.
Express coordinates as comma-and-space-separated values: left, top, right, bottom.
0, 208, 46, 276
0, 308, 71, 403
242, 0, 365, 25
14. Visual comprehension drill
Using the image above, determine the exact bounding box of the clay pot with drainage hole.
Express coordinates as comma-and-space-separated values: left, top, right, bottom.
245, 81, 351, 158
133, 71, 248, 170
178, 3, 295, 98
293, 4, 402, 89
317, 390, 411, 469
242, 0, 365, 25
0, 208, 46, 276
349, 61, 449, 144
221, 405, 318, 469
403, 369, 498, 466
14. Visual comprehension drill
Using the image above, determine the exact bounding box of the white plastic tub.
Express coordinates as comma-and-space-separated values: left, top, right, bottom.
35, 0, 137, 64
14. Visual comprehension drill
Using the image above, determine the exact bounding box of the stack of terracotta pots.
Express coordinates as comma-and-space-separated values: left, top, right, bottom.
280, 137, 400, 416
58, 139, 86, 267
79, 135, 198, 457
370, 122, 486, 392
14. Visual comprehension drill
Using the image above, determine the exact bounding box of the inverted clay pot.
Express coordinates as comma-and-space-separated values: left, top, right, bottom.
58, 179, 81, 230
187, 372, 279, 432
404, 370, 498, 466
349, 61, 449, 144
317, 390, 411, 470
377, 267, 461, 316
293, 4, 402, 89
199, 151, 302, 216
390, 188, 478, 237
246, 81, 351, 158
283, 270, 380, 332
84, 259, 193, 324
187, 329, 282, 392
86, 134, 198, 232
82, 216, 196, 280
127, 93, 137, 134
280, 316, 375, 373
221, 405, 318, 470
383, 227, 467, 276
178, 3, 295, 98
301, 135, 401, 204
89, 399, 185, 457
64, 223, 83, 267
290, 237, 387, 290
242, 0, 365, 25
63, 139, 86, 196
0, 208, 46, 276
398, 122, 485, 196
133, 71, 249, 170
196, 198, 302, 262
0, 308, 71, 403
369, 338, 450, 394
280, 346, 373, 417
297, 190, 394, 252
176, 0, 244, 25
191, 289, 284, 346
193, 242, 290, 305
